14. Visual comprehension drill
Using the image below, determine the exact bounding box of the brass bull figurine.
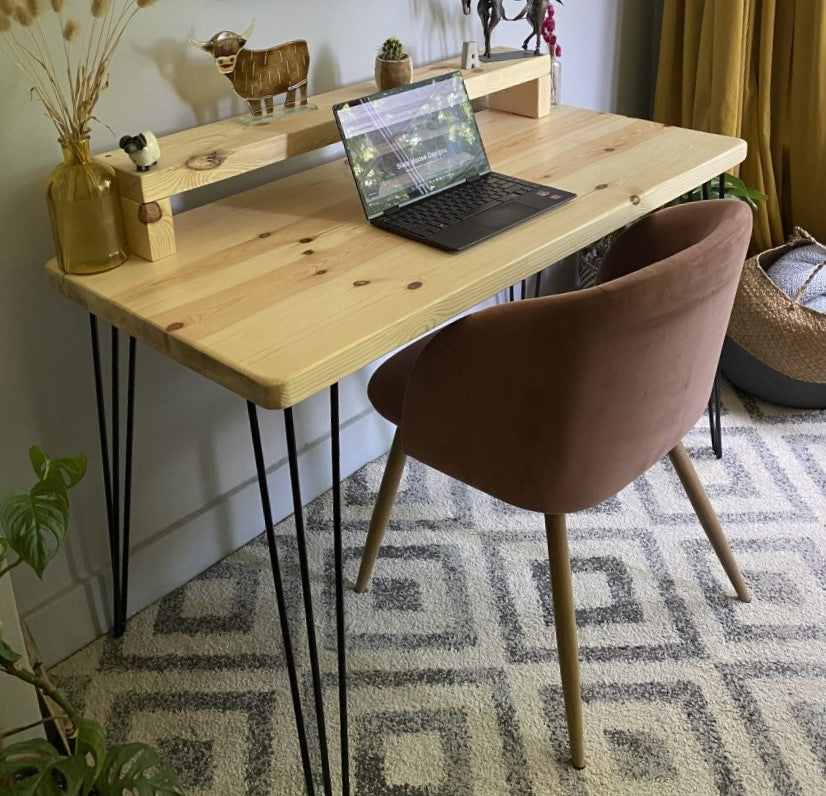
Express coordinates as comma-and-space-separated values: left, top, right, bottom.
188, 22, 309, 118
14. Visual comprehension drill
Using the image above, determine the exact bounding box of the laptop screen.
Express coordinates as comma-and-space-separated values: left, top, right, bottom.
333, 72, 490, 219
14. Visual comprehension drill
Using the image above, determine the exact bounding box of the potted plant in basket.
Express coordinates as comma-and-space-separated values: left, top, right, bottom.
0, 446, 181, 794
375, 36, 412, 90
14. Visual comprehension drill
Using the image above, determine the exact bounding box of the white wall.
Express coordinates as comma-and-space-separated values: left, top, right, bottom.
0, 0, 660, 666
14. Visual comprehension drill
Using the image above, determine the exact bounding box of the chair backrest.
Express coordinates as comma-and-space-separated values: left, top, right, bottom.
399, 200, 753, 513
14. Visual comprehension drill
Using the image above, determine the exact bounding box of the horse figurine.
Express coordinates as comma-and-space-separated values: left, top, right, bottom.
461, 0, 510, 59
513, 0, 550, 55
462, 0, 554, 59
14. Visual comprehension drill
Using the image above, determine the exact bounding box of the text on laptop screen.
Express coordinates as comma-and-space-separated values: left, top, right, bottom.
335, 73, 489, 218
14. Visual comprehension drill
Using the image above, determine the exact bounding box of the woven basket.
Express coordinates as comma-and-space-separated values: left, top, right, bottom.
727, 228, 826, 384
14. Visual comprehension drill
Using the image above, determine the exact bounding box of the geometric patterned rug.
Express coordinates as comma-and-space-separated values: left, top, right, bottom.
53, 382, 826, 795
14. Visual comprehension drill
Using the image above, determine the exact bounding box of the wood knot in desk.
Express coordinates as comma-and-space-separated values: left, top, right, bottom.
138, 202, 163, 224
186, 150, 230, 170
165, 322, 185, 332
629, 194, 641, 205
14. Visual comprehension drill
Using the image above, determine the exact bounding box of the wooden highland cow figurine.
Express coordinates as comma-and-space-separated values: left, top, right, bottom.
188, 22, 310, 119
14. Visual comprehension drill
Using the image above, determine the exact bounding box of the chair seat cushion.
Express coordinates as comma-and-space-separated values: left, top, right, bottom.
367, 333, 435, 425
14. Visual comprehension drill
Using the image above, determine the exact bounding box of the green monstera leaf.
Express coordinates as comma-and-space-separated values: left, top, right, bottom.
29, 447, 87, 490
0, 738, 86, 795
75, 719, 107, 796
0, 448, 86, 579
96, 743, 183, 796
0, 480, 69, 579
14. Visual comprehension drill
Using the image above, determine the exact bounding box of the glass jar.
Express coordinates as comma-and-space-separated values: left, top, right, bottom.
550, 56, 562, 106
45, 137, 128, 275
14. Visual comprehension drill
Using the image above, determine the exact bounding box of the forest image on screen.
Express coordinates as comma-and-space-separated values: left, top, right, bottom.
337, 75, 488, 217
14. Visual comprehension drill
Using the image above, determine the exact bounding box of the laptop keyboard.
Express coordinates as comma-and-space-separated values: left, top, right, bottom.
382, 173, 535, 236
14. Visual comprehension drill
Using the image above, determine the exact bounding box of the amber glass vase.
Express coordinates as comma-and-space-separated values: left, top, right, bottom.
45, 137, 128, 275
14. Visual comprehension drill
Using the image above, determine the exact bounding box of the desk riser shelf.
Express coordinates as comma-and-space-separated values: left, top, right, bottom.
101, 51, 552, 262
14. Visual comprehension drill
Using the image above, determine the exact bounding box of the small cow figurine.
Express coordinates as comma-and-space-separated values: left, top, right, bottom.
119, 131, 161, 172
188, 22, 310, 118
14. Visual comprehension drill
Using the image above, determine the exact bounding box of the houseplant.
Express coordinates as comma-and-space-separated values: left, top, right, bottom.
0, 446, 181, 794
0, 0, 160, 274
374, 36, 412, 90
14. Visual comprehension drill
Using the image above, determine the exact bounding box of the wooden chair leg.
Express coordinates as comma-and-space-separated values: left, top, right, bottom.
355, 429, 406, 593
668, 442, 751, 602
545, 513, 586, 769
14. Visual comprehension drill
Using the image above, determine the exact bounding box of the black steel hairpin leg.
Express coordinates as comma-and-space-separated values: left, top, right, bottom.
247, 402, 317, 796
284, 407, 333, 796
330, 384, 350, 795
533, 270, 542, 298
697, 177, 725, 459
89, 315, 135, 638
508, 285, 515, 302
708, 365, 723, 459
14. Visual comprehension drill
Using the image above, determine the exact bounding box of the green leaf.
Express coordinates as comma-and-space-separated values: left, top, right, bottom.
30, 447, 87, 490
722, 174, 768, 208
0, 738, 86, 795
97, 743, 183, 796
28, 446, 49, 482
75, 718, 107, 796
0, 481, 69, 578
0, 635, 21, 664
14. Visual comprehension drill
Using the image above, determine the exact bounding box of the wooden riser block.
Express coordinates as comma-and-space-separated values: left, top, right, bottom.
489, 74, 551, 119
119, 196, 176, 262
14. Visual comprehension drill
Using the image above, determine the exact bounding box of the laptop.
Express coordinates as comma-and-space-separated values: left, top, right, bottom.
332, 71, 575, 252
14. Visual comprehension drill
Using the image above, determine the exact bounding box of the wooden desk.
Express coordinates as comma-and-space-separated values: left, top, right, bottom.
47, 104, 746, 410
46, 103, 746, 795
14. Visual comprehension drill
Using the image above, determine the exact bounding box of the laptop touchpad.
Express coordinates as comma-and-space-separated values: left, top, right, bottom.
472, 202, 537, 228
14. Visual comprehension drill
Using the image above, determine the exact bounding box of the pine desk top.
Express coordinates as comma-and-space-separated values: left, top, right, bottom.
47, 105, 746, 409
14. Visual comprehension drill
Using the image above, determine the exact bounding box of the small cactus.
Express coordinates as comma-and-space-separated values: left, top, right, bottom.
378, 36, 406, 61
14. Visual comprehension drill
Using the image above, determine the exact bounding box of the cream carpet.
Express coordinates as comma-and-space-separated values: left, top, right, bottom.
54, 384, 826, 795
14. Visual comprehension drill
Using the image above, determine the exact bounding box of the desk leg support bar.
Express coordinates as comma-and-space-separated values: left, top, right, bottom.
247, 402, 317, 795
89, 315, 135, 638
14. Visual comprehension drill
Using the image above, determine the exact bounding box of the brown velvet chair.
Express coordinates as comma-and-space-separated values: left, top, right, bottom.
355, 200, 753, 768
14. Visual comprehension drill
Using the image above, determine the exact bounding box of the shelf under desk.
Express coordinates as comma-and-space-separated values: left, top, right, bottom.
47, 104, 746, 410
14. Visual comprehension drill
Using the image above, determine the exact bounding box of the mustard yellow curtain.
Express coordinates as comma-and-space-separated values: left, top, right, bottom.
654, 0, 826, 251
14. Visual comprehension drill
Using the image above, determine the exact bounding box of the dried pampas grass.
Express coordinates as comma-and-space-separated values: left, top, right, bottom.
0, 0, 160, 141
13, 5, 33, 25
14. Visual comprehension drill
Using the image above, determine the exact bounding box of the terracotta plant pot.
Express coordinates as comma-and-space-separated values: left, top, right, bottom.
374, 54, 413, 90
